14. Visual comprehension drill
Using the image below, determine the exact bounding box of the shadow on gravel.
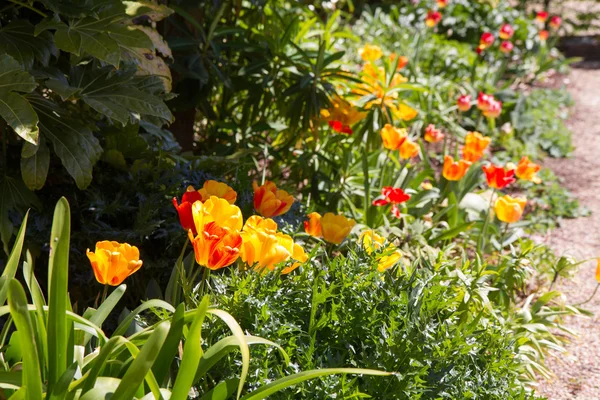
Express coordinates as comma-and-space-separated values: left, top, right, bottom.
559, 35, 600, 68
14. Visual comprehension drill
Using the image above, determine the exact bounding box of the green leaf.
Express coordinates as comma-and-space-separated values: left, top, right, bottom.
54, 29, 83, 55
199, 378, 240, 400
0, 20, 57, 68
0, 175, 39, 255
8, 279, 43, 398
152, 303, 185, 386
0, 91, 39, 144
46, 197, 71, 392
82, 284, 126, 346
0, 54, 37, 93
113, 299, 175, 337
28, 94, 102, 189
80, 32, 121, 66
109, 25, 153, 48
240, 368, 393, 400
111, 321, 170, 400
21, 140, 50, 190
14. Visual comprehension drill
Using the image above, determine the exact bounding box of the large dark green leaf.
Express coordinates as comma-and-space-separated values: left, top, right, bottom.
0, 20, 57, 69
27, 94, 102, 190
0, 175, 39, 254
21, 140, 50, 190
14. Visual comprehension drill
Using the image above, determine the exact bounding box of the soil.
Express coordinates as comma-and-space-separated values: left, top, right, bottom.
536, 63, 600, 399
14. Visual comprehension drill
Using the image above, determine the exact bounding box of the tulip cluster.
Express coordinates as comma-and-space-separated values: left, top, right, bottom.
304, 212, 356, 245
535, 10, 561, 42
380, 124, 420, 159
359, 230, 402, 272
477, 92, 502, 119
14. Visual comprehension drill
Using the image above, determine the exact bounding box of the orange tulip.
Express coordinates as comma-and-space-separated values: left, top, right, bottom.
596, 259, 600, 283
399, 139, 419, 159
198, 180, 237, 204
240, 216, 307, 274
380, 124, 407, 150
442, 155, 471, 181
359, 44, 383, 62
389, 53, 409, 70
188, 222, 242, 270
483, 164, 516, 189
172, 186, 203, 235
321, 213, 356, 245
191, 196, 243, 233
304, 212, 323, 237
87, 241, 143, 286
539, 30, 549, 41
462, 131, 491, 162
515, 156, 542, 183
424, 124, 444, 143
359, 230, 402, 272
253, 181, 294, 218
494, 195, 526, 223
321, 96, 366, 135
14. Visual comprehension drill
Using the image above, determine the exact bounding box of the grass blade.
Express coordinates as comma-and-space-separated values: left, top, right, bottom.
0, 211, 28, 306
113, 299, 175, 337
152, 303, 186, 386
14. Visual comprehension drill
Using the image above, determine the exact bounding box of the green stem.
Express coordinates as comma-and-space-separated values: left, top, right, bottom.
477, 189, 496, 255
8, 0, 47, 17
101, 284, 109, 305
574, 284, 600, 306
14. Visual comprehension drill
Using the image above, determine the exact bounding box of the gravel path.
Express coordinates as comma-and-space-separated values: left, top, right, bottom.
537, 64, 600, 399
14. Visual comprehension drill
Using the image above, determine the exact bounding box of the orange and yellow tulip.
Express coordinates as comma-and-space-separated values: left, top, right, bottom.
321, 96, 366, 135
253, 181, 294, 218
87, 241, 143, 286
515, 156, 542, 183
462, 131, 491, 162
188, 222, 242, 270
539, 30, 549, 41
359, 44, 383, 62
494, 195, 527, 223
399, 139, 419, 159
425, 10, 442, 27
198, 180, 237, 204
192, 196, 243, 233
173, 186, 203, 234
321, 212, 356, 245
483, 164, 516, 189
359, 230, 402, 272
304, 212, 322, 237
442, 155, 471, 181
380, 124, 407, 150
424, 124, 444, 143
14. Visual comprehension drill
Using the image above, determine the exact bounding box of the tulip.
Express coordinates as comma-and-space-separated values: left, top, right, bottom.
372, 187, 410, 206
477, 92, 495, 112
457, 95, 472, 112
173, 186, 203, 234
483, 164, 516, 189
482, 99, 502, 118
87, 241, 143, 286
359, 44, 383, 62
443, 155, 471, 181
188, 222, 242, 270
321, 213, 356, 245
393, 103, 418, 121
424, 124, 444, 143
515, 156, 542, 183
500, 41, 514, 54
359, 230, 402, 272
321, 96, 366, 135
536, 11, 549, 22
425, 10, 442, 27
462, 131, 491, 162
198, 180, 237, 204
191, 195, 243, 233
499, 24, 514, 40
479, 32, 495, 49
389, 53, 409, 70
399, 139, 419, 159
240, 216, 307, 274
253, 181, 294, 218
494, 195, 527, 223
380, 124, 407, 150
437, 0, 448, 8
549, 15, 562, 30
539, 30, 549, 41
304, 212, 323, 237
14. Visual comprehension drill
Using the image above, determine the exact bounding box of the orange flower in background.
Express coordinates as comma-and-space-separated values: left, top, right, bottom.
380, 124, 407, 150
425, 10, 442, 27
500, 41, 514, 54
539, 30, 549, 41
462, 131, 491, 162
424, 124, 444, 143
188, 222, 242, 270
494, 195, 527, 223
536, 11, 549, 22
198, 180, 237, 204
359, 44, 383, 62
389, 53, 409, 70
359, 230, 402, 272
304, 212, 323, 237
479, 32, 495, 49
240, 216, 307, 274
457, 94, 472, 112
173, 186, 203, 234
87, 241, 143, 286
321, 96, 366, 135
483, 164, 516, 189
596, 259, 600, 283
515, 156, 542, 183
393, 103, 418, 121
192, 196, 243, 233
399, 139, 420, 159
320, 213, 356, 245
443, 155, 471, 181
436, 0, 448, 8
499, 24, 514, 40
549, 15, 562, 30
253, 181, 294, 218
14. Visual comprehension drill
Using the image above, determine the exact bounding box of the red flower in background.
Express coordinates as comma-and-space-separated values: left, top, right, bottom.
500, 41, 514, 54
173, 186, 203, 234
329, 120, 353, 135
549, 15, 562, 30
483, 164, 516, 189
479, 32, 495, 49
536, 11, 549, 22
425, 10, 442, 27
457, 94, 472, 111
499, 24, 514, 40
539, 29, 549, 41
372, 186, 410, 206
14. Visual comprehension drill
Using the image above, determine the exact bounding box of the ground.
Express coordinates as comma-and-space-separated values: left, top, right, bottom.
537, 63, 600, 399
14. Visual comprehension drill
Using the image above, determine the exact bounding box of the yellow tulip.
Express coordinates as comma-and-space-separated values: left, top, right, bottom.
321, 213, 356, 245
494, 195, 527, 223
198, 180, 237, 204
87, 241, 143, 286
304, 212, 323, 237
359, 230, 402, 272
359, 44, 383, 62
399, 139, 419, 159
253, 181, 294, 218
191, 196, 243, 233
380, 124, 407, 151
